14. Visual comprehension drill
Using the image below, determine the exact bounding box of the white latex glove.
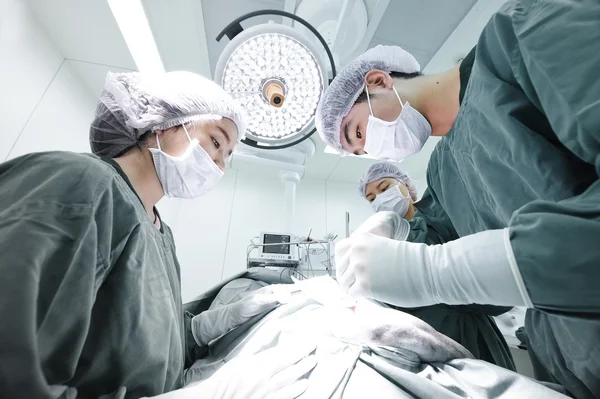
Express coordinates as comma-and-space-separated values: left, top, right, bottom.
151, 340, 317, 399
352, 211, 410, 241
335, 228, 533, 308
192, 284, 291, 346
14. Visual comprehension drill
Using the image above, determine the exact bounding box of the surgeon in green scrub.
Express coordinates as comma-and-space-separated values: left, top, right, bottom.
356, 162, 515, 371
0, 72, 316, 398
317, 0, 600, 397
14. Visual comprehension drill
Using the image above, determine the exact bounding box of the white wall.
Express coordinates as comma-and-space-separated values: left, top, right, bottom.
161, 170, 375, 302
0, 0, 96, 161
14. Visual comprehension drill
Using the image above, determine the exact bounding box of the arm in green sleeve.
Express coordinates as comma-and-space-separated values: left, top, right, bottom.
484, 0, 600, 313
415, 186, 460, 245
0, 202, 120, 398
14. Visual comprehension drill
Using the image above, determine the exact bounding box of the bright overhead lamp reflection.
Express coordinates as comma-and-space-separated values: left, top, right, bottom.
107, 0, 164, 74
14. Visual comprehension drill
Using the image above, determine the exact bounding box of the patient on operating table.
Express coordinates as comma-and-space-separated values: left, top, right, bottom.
182, 273, 568, 399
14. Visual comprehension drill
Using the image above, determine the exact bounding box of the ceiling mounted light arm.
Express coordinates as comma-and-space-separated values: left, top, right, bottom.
216, 9, 337, 80
331, 0, 356, 57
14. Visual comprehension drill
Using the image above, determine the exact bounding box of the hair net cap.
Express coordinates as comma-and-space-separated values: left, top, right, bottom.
315, 45, 420, 153
358, 162, 418, 201
90, 71, 247, 157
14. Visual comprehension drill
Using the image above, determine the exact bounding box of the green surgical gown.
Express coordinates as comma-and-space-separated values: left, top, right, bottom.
0, 152, 185, 398
423, 0, 600, 397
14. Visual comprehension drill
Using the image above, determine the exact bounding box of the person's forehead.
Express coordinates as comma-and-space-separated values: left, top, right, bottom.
366, 176, 400, 190
341, 103, 364, 127
366, 177, 389, 191
214, 117, 240, 140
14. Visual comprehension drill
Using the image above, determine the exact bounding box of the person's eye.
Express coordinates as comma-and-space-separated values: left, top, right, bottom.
356, 129, 362, 139
382, 186, 390, 192
212, 137, 220, 149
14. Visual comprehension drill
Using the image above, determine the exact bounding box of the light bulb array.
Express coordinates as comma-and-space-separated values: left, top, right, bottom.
222, 32, 324, 139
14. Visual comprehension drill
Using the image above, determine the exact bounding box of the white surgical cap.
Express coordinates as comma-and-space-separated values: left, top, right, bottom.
315, 45, 420, 153
358, 162, 418, 201
90, 71, 246, 157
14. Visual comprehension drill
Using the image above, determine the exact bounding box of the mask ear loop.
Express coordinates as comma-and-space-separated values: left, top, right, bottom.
155, 133, 162, 151
392, 86, 405, 110
182, 122, 193, 143
366, 84, 405, 115
365, 85, 374, 116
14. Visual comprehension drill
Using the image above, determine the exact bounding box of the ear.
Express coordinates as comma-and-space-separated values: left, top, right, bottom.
365, 70, 394, 90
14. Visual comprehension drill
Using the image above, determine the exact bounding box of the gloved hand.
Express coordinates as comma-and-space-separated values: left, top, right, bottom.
192, 284, 291, 346
151, 340, 317, 399
352, 211, 410, 241
335, 228, 533, 308
333, 298, 473, 362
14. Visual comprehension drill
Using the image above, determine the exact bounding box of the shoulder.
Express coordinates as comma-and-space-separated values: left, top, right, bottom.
2, 151, 114, 178
0, 151, 121, 208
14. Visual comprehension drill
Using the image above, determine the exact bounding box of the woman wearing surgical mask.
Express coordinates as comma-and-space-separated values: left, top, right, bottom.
355, 162, 516, 371
0, 72, 315, 398
361, 164, 417, 220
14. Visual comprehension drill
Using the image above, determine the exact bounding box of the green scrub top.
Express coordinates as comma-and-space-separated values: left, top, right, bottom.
423, 0, 600, 397
0, 152, 185, 398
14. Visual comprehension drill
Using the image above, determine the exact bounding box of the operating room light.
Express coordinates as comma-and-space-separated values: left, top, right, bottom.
215, 10, 336, 150
221, 33, 324, 140
107, 0, 165, 74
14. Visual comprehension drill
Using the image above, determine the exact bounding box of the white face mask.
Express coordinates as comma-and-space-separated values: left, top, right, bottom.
149, 124, 224, 199
363, 85, 432, 161
371, 185, 411, 217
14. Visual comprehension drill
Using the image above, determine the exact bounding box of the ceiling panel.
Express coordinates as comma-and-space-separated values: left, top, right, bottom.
303, 136, 345, 180
26, 0, 136, 70
143, 0, 212, 78
68, 60, 133, 98
368, 0, 476, 67
368, 35, 433, 67
326, 155, 377, 183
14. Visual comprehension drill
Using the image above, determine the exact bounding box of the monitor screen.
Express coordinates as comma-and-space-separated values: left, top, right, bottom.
263, 234, 291, 254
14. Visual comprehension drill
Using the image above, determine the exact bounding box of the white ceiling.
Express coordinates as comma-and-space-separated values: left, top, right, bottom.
369, 0, 476, 67
25, 0, 477, 183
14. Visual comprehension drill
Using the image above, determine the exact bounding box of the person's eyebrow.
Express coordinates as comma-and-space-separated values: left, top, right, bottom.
343, 122, 352, 147
376, 180, 387, 190
217, 126, 231, 144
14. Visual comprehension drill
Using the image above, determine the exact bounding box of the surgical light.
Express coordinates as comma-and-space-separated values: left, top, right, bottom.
215, 10, 337, 150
